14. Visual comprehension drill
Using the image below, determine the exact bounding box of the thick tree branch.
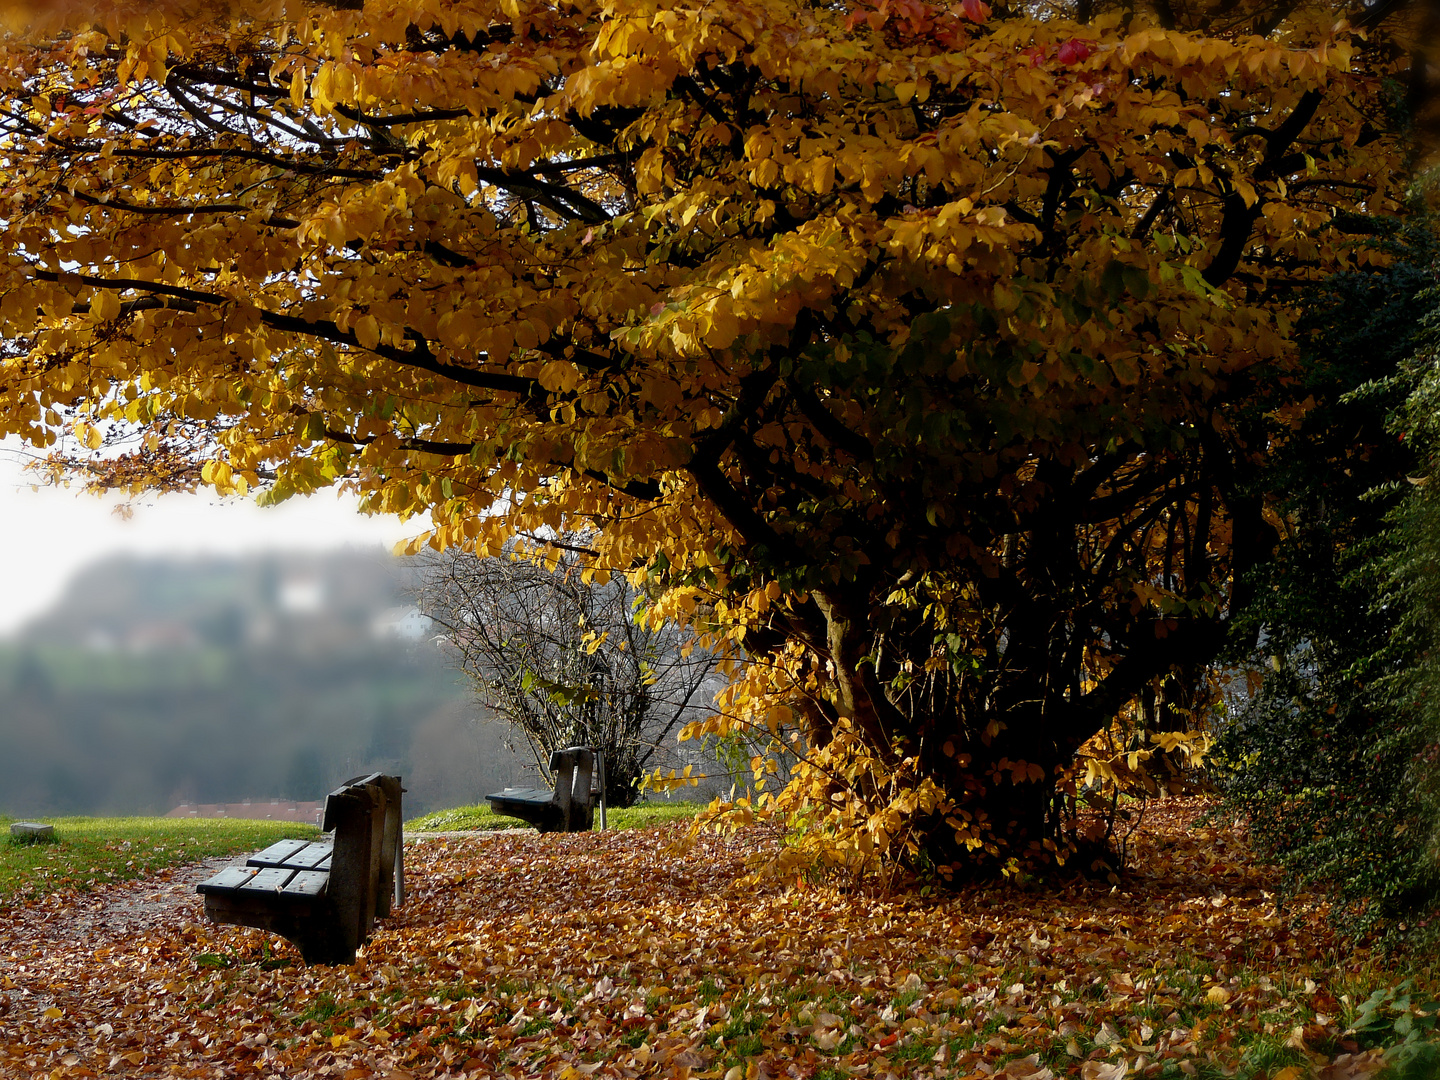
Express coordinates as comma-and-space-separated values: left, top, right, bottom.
22, 267, 538, 397
788, 382, 874, 461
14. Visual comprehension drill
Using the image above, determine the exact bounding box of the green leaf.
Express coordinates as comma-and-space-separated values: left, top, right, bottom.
1122, 265, 1151, 300
1101, 259, 1127, 303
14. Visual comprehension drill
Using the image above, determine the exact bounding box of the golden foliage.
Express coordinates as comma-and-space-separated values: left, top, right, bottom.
0, 0, 1415, 871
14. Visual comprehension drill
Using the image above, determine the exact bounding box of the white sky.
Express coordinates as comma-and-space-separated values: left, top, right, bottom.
0, 436, 430, 637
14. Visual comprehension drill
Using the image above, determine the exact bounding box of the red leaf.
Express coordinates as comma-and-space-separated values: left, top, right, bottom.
1056, 38, 1095, 65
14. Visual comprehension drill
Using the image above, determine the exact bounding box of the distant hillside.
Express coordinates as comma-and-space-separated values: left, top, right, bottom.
22, 548, 415, 653
0, 550, 533, 817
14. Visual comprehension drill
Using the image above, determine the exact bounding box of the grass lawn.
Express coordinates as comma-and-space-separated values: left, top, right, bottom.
406, 798, 704, 832
0, 814, 318, 903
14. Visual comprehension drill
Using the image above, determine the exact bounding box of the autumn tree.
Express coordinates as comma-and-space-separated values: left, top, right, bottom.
0, 0, 1416, 872
414, 539, 720, 807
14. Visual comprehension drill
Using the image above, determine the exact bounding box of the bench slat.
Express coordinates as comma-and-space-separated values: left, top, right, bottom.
246, 839, 312, 868
489, 787, 554, 805
196, 866, 259, 893
240, 867, 298, 893
288, 842, 333, 868
247, 839, 332, 870
281, 870, 329, 897
487, 787, 562, 831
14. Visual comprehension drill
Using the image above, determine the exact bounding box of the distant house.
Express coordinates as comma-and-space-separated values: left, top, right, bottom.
167, 799, 323, 824
371, 606, 433, 642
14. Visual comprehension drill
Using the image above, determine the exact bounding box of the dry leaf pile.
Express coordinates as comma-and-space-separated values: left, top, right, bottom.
0, 800, 1405, 1079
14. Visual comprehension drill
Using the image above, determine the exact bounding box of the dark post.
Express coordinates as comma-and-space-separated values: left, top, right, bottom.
596, 751, 607, 831
549, 746, 596, 832
318, 782, 379, 964
567, 750, 594, 831
375, 775, 404, 916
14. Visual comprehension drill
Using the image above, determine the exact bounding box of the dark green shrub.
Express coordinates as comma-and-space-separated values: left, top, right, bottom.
1213, 221, 1440, 945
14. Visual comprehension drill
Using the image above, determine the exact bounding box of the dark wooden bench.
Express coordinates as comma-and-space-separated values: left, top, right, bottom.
196, 773, 403, 965
487, 746, 605, 832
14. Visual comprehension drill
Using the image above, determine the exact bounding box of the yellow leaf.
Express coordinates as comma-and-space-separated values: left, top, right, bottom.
354, 313, 380, 351
92, 289, 120, 321
813, 156, 835, 195
485, 325, 515, 361
1206, 986, 1231, 1005
704, 308, 740, 349
311, 64, 334, 111
44, 1007, 63, 1019
539, 360, 581, 393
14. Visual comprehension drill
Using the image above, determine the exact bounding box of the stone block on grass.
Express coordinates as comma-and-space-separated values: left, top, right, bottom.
9, 822, 55, 842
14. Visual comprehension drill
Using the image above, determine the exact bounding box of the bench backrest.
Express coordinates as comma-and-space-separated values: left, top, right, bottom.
548, 747, 598, 832
322, 773, 403, 957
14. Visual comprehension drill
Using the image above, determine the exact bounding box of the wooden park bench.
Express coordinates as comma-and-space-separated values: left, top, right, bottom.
486, 746, 606, 833
196, 773, 403, 965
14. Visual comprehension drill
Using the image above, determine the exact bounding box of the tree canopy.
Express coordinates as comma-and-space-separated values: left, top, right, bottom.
0, 0, 1417, 872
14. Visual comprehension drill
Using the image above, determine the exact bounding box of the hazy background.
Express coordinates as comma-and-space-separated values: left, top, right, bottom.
0, 438, 536, 818
0, 548, 539, 817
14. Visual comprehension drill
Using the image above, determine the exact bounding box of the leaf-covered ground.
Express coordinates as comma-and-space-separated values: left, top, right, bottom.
0, 799, 1425, 1079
